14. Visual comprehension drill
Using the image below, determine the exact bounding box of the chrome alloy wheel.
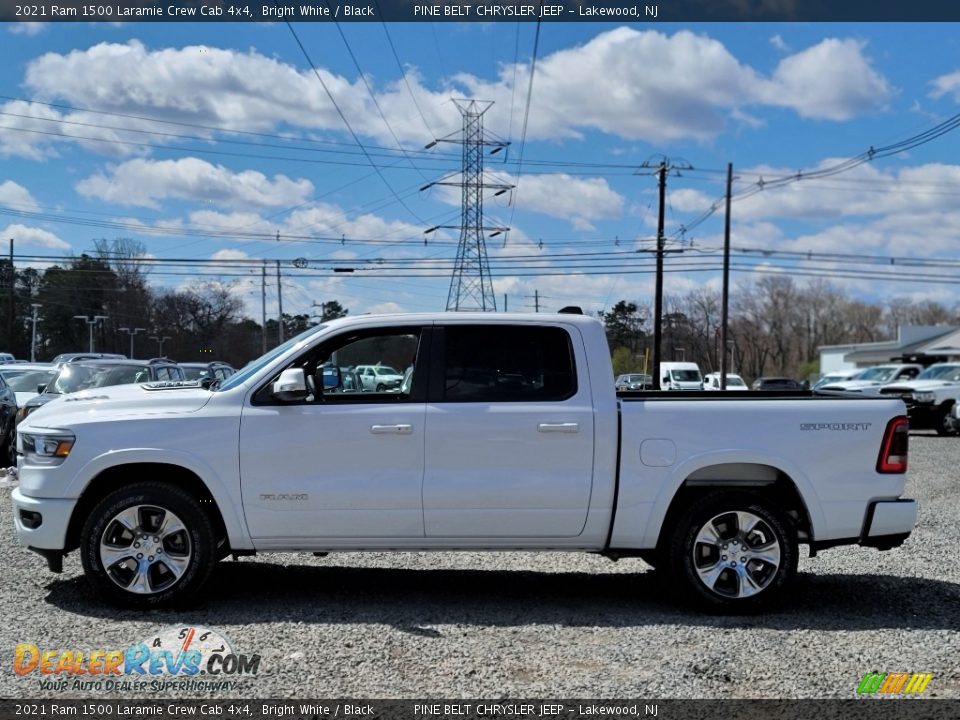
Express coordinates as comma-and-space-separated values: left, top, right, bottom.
99, 505, 192, 595
692, 510, 782, 599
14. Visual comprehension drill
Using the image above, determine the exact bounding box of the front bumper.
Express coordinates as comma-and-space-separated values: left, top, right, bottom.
905, 403, 937, 430
11, 486, 74, 552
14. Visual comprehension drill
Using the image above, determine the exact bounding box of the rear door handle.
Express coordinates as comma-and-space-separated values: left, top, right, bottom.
537, 422, 579, 433
370, 424, 413, 435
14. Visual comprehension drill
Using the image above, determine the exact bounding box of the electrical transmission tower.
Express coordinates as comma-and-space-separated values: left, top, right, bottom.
422, 99, 512, 311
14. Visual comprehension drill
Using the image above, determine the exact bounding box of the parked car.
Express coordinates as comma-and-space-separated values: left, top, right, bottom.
818, 364, 923, 393
703, 372, 748, 390
615, 373, 653, 391
17, 358, 185, 425
354, 364, 404, 392
752, 377, 805, 391
0, 372, 18, 464
11, 312, 916, 611
180, 361, 236, 386
0, 363, 57, 406
0, 352, 15, 364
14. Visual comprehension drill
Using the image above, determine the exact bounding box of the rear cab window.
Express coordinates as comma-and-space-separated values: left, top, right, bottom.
439, 324, 576, 402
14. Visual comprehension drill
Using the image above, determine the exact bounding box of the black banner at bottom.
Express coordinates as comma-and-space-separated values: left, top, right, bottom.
0, 700, 957, 720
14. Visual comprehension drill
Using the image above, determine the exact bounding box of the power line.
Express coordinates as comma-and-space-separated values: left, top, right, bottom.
285, 22, 429, 226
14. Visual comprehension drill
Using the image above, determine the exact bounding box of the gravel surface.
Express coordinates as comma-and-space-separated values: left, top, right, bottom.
1, 434, 958, 700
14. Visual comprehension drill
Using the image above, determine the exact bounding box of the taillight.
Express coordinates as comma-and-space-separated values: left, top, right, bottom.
877, 416, 909, 473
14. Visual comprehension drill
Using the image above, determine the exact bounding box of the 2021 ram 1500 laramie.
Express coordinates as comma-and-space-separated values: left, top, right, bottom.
10, 312, 917, 610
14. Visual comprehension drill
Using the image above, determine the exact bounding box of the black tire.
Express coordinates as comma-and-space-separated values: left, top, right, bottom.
1, 415, 14, 467
80, 481, 218, 608
935, 406, 954, 436
376, 383, 386, 392
664, 491, 798, 612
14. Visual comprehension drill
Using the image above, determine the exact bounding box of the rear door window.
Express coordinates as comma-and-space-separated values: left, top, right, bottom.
440, 325, 576, 402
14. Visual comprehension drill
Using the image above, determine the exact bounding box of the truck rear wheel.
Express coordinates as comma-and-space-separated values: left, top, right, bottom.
666, 491, 798, 611
80, 482, 218, 607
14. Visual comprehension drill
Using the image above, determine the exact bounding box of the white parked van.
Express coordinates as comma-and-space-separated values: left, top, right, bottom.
658, 362, 703, 391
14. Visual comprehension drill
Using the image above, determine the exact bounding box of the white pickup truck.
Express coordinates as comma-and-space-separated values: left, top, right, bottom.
10, 312, 917, 611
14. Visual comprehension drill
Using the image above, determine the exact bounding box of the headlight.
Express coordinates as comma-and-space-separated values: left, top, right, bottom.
913, 391, 935, 404
18, 430, 76, 465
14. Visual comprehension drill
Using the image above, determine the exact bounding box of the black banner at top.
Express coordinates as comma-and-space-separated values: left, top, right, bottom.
2, 0, 960, 23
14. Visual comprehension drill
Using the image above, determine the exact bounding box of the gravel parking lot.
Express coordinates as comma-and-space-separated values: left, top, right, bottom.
1, 433, 958, 700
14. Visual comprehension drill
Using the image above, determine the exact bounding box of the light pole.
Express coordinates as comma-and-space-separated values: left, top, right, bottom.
73, 315, 108, 353
119, 327, 146, 359
30, 303, 41, 362
149, 334, 171, 357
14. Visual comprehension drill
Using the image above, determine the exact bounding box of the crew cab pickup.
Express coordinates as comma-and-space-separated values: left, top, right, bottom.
10, 312, 917, 610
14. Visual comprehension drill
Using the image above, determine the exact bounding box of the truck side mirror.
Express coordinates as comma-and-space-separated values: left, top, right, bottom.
273, 368, 308, 401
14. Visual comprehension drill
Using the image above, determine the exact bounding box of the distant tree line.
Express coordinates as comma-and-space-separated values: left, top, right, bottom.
0, 239, 347, 367
602, 276, 960, 382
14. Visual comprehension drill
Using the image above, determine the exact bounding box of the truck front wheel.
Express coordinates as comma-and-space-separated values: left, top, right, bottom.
666, 491, 798, 611
80, 482, 218, 607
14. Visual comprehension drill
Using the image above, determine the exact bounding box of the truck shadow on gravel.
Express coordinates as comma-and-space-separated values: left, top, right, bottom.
43, 562, 960, 632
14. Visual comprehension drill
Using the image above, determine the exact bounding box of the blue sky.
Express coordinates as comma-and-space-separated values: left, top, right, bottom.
2, 20, 960, 319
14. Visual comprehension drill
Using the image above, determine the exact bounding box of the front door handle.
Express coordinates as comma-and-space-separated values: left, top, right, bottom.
370, 424, 413, 435
537, 422, 579, 433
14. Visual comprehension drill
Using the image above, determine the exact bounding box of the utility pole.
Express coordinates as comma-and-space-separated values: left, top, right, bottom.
73, 315, 108, 353
30, 303, 41, 362
421, 99, 512, 311
149, 333, 171, 357
7, 239, 13, 352
525, 290, 543, 312
260, 260, 267, 354
276, 259, 284, 344
261, 260, 267, 354
639, 157, 691, 387
720, 162, 733, 390
119, 326, 146, 359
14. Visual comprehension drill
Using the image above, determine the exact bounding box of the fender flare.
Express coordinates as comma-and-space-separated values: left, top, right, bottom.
637, 449, 827, 548
67, 448, 252, 550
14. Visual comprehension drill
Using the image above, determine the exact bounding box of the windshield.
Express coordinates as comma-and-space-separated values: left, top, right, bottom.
0, 369, 57, 392
50, 364, 150, 394
182, 367, 211, 381
727, 377, 746, 387
375, 366, 399, 376
917, 365, 960, 380
856, 367, 896, 382
670, 370, 701, 382
217, 324, 325, 392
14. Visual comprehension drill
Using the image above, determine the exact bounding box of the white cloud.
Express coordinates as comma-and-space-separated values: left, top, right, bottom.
210, 249, 251, 261
5, 32, 892, 160
75, 158, 314, 209
930, 70, 960, 101
2, 223, 69, 249
0, 180, 39, 210
8, 23, 47, 36
769, 35, 789, 53
761, 39, 893, 120
434, 172, 624, 228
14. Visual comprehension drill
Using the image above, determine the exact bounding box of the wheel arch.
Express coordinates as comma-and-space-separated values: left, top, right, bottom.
65, 462, 233, 554
643, 454, 822, 554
